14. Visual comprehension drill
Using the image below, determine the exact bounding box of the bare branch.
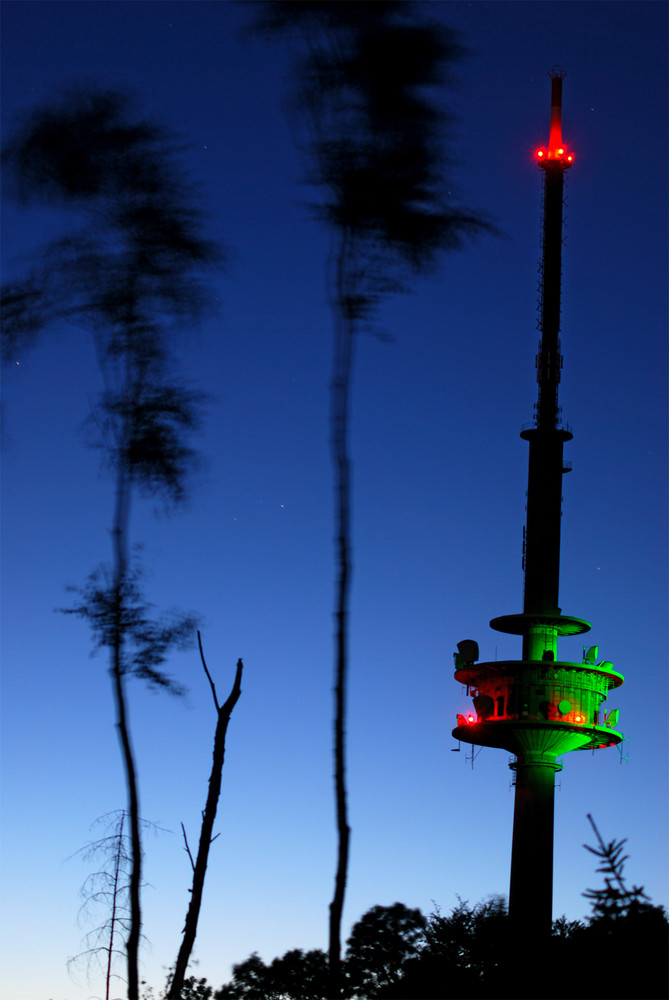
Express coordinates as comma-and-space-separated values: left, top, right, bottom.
181, 822, 196, 873
198, 629, 219, 711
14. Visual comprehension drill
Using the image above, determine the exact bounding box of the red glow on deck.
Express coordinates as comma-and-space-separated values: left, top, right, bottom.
536, 145, 574, 166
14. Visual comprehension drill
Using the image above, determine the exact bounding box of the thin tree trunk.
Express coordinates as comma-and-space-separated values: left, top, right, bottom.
110, 462, 142, 1000
166, 641, 243, 999
111, 664, 141, 1000
328, 233, 354, 998
106, 811, 126, 1000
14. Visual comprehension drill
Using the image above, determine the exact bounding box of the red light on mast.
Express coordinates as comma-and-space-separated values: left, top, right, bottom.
538, 67, 574, 168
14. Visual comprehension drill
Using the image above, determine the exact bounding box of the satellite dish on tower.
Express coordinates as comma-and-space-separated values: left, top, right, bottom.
584, 645, 599, 664
457, 639, 479, 664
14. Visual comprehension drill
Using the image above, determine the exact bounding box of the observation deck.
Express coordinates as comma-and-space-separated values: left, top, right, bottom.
453, 656, 624, 760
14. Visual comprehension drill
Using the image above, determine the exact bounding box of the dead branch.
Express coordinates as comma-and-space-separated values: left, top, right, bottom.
180, 822, 195, 873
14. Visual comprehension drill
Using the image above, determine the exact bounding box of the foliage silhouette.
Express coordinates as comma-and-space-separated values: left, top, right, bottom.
378, 897, 510, 999
217, 948, 330, 1000
582, 812, 652, 920
215, 903, 429, 999
179, 978, 216, 1000
163, 974, 215, 1000
215, 953, 273, 1000
344, 903, 425, 998
2, 86, 222, 1000
254, 5, 493, 990
61, 556, 197, 693
212, 843, 668, 1000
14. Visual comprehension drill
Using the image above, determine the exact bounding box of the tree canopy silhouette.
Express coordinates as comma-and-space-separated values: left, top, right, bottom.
213, 880, 667, 1000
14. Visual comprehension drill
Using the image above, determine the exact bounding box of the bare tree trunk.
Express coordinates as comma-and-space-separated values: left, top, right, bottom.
166, 639, 243, 999
110, 663, 141, 1000
110, 463, 142, 1000
328, 234, 354, 999
106, 811, 125, 1000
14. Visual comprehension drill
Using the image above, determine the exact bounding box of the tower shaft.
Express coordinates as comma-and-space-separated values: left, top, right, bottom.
522, 428, 568, 626
509, 758, 560, 933
536, 155, 565, 432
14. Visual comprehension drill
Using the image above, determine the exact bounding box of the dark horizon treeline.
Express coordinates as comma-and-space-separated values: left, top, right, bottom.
172, 819, 669, 1000
162, 892, 669, 1000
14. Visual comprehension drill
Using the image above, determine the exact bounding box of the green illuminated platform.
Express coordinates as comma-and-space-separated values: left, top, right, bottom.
452, 657, 624, 757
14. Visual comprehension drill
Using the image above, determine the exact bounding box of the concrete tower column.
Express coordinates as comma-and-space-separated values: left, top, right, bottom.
509, 755, 562, 937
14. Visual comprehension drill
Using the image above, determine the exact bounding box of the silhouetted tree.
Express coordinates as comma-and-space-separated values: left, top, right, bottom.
2, 87, 221, 1000
254, 6, 492, 991
378, 897, 509, 999
574, 815, 669, 1000
215, 903, 422, 999
167, 638, 243, 999
68, 810, 132, 1000
267, 950, 330, 1000
214, 953, 267, 1000
214, 946, 329, 1000
68, 810, 168, 1000
582, 812, 652, 920
344, 903, 425, 998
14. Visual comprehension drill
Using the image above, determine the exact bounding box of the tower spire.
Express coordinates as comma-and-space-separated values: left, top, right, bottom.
548, 66, 566, 158
451, 70, 624, 940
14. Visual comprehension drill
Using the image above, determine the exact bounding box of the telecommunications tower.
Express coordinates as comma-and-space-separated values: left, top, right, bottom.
452, 69, 624, 936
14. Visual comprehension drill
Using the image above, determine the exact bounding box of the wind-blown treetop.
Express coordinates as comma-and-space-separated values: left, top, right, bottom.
255, 0, 492, 313
2, 86, 222, 364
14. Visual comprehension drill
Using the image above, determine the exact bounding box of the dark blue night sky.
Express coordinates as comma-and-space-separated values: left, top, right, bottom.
1, 3, 666, 997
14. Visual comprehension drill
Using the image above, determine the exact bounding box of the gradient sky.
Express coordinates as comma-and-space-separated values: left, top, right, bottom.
1, 3, 667, 999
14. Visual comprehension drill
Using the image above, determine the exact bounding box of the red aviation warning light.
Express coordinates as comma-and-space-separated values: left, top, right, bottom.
536, 66, 574, 167
536, 146, 574, 166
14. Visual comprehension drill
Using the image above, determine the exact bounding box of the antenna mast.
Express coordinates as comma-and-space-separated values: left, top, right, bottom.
520, 67, 573, 631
